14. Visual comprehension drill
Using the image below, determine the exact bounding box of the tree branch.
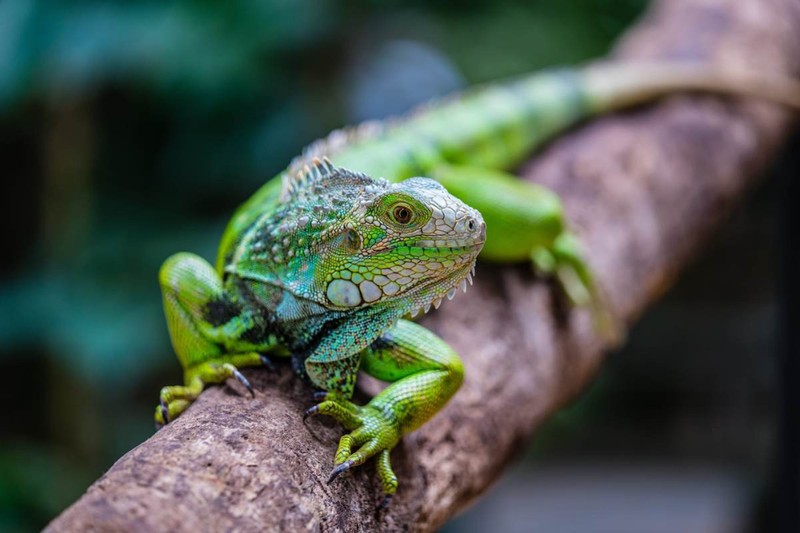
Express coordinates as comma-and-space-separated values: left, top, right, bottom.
47, 0, 799, 530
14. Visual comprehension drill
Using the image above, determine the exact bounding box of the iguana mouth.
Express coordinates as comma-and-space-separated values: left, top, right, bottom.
412, 238, 485, 252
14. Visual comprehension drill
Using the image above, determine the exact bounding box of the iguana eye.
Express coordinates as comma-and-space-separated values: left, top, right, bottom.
374, 194, 429, 229
392, 204, 414, 225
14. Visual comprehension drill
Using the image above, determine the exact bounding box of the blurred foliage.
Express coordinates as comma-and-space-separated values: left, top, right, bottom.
0, 0, 647, 530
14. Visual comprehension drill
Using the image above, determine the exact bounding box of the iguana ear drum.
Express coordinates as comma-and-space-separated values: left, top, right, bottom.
323, 227, 362, 254
344, 228, 362, 251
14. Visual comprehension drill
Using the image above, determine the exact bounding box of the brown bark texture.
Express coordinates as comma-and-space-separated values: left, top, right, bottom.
47, 0, 800, 531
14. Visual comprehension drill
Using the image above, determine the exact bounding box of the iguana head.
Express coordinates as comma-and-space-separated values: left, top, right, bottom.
319, 170, 485, 316
233, 158, 485, 316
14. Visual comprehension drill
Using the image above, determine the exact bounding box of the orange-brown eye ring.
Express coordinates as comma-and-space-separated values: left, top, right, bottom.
392, 205, 413, 224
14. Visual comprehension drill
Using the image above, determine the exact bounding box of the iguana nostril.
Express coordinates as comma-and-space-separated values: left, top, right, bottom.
467, 219, 475, 231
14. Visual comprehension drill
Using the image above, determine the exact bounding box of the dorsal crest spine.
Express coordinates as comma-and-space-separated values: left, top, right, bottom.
280, 157, 337, 202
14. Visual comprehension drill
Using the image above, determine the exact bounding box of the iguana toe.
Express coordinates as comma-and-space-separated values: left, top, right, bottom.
378, 494, 393, 511
327, 461, 353, 484
320, 405, 400, 498
304, 397, 362, 427
230, 368, 254, 397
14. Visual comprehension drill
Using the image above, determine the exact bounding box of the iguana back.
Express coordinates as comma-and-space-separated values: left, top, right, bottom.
217, 62, 800, 273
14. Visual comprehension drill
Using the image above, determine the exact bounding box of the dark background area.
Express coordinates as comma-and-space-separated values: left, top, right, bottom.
0, 1, 795, 531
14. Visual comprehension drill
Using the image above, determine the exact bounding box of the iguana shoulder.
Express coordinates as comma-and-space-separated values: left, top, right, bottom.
216, 122, 392, 272
225, 159, 386, 302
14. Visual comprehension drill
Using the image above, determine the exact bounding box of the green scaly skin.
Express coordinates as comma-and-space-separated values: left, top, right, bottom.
220, 68, 617, 337
155, 62, 800, 503
157, 157, 483, 506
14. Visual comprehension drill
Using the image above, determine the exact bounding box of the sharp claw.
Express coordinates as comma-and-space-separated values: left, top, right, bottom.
379, 494, 393, 511
327, 461, 353, 484
232, 369, 255, 397
303, 405, 319, 422
259, 354, 276, 372
160, 404, 169, 425
313, 391, 328, 401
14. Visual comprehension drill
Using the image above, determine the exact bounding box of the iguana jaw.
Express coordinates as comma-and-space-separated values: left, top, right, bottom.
370, 195, 485, 317
405, 260, 479, 318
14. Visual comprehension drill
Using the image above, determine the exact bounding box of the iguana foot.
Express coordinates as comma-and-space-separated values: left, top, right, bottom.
430, 163, 621, 342
154, 357, 262, 427
538, 232, 621, 343
305, 400, 400, 498
303, 320, 464, 499
156, 253, 289, 428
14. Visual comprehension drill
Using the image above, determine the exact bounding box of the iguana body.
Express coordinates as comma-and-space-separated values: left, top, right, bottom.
155, 62, 800, 503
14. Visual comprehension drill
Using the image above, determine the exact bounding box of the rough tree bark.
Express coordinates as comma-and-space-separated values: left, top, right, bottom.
47, 0, 799, 531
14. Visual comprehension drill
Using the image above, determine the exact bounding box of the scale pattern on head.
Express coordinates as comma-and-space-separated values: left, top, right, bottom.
230, 158, 485, 317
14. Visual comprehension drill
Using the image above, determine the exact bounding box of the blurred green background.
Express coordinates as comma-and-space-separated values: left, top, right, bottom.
1, 0, 796, 531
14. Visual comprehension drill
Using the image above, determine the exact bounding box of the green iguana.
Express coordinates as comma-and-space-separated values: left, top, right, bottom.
154, 62, 800, 506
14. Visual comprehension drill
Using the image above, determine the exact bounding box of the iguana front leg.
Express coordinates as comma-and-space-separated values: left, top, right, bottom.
155, 253, 286, 426
431, 164, 619, 340
305, 319, 463, 506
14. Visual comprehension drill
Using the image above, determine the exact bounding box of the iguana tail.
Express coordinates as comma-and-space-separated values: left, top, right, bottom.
581, 61, 800, 114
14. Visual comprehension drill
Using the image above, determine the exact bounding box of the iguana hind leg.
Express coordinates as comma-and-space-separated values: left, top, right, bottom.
155, 253, 284, 426
431, 163, 619, 341
550, 232, 619, 340
305, 319, 463, 502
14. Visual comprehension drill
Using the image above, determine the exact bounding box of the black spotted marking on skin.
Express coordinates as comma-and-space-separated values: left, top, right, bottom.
233, 278, 259, 310
281, 312, 354, 381
215, 277, 284, 347
288, 313, 349, 352
240, 321, 271, 345
232, 278, 283, 325
366, 330, 418, 373
203, 298, 239, 327
368, 331, 395, 353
